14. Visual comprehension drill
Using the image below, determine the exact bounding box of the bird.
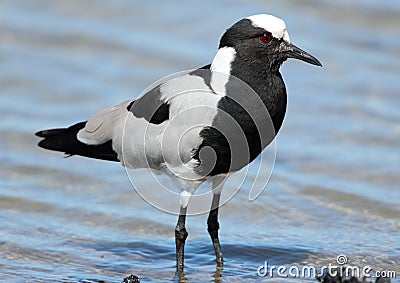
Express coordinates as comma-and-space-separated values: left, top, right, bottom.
35, 14, 321, 273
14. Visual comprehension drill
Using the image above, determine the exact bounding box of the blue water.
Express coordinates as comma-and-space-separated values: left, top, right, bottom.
1, 1, 399, 282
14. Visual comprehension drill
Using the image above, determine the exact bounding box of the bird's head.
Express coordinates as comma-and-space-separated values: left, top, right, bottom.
217, 14, 322, 71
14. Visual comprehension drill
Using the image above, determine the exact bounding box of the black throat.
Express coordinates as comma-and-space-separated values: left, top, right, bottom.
229, 54, 288, 133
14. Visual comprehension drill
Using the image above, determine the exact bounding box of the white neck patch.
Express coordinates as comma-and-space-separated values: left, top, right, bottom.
246, 14, 290, 43
211, 46, 236, 74
210, 46, 236, 95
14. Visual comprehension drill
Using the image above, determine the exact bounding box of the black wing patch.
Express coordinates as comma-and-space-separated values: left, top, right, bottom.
128, 64, 211, 125
199, 64, 211, 70
189, 64, 212, 91
128, 85, 170, 124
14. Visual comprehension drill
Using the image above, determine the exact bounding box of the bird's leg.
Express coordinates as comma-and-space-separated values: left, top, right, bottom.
175, 208, 187, 273
207, 176, 225, 267
175, 191, 191, 273
207, 192, 223, 267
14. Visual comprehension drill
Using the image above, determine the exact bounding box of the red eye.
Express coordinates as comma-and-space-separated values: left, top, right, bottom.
260, 33, 273, 44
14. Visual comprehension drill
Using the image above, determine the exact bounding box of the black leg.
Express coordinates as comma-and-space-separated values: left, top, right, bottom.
207, 192, 223, 267
175, 207, 188, 273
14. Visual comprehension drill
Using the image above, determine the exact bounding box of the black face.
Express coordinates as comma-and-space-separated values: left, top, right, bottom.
219, 19, 322, 69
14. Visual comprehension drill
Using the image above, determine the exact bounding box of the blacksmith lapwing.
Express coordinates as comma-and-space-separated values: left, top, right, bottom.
35, 14, 321, 273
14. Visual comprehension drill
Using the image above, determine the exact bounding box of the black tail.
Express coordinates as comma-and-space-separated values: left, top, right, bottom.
35, 121, 119, 162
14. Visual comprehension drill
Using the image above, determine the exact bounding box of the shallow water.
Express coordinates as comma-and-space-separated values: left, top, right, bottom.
1, 0, 399, 282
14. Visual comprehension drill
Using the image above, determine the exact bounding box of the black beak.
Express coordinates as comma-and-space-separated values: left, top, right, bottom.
284, 42, 322, 67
